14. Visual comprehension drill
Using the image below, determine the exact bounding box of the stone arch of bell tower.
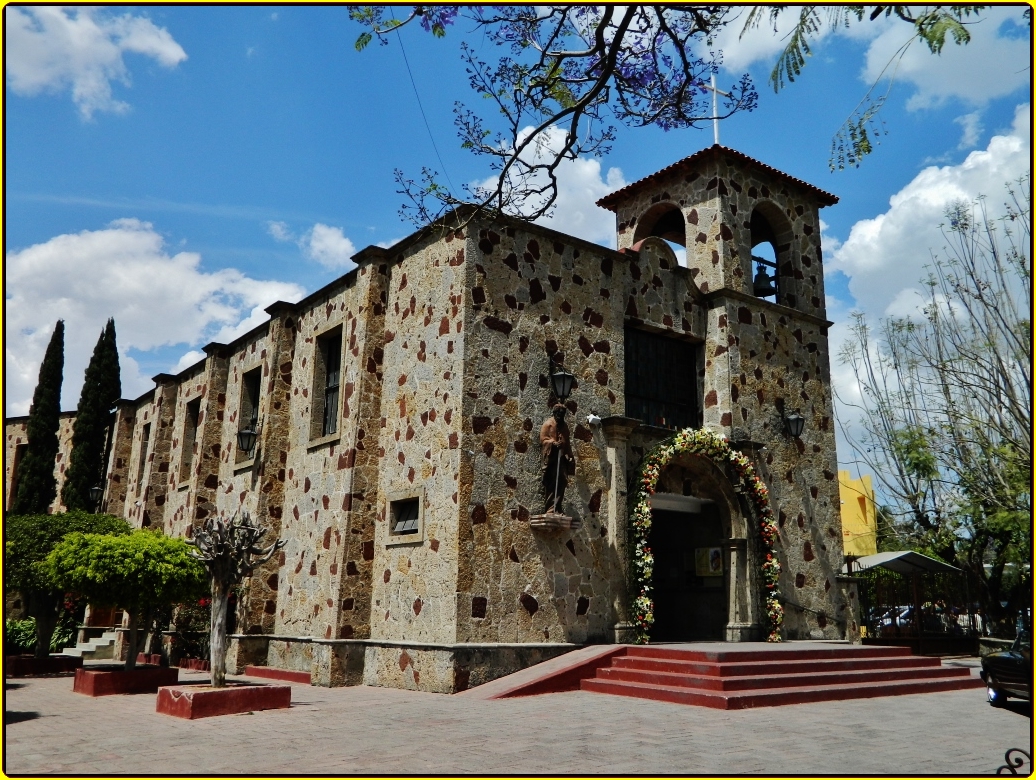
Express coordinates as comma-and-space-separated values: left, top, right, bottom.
632, 201, 686, 250
747, 200, 796, 308
598, 145, 837, 322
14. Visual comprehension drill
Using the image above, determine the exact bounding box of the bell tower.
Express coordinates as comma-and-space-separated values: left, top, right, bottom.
598, 145, 837, 320
598, 147, 851, 641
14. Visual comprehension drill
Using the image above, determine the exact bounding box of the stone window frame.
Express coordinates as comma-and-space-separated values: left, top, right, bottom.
386, 487, 425, 547
135, 421, 151, 495
308, 324, 345, 448
178, 395, 203, 486
235, 363, 263, 466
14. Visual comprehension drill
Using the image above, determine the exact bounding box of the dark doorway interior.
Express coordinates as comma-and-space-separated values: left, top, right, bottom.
649, 508, 727, 641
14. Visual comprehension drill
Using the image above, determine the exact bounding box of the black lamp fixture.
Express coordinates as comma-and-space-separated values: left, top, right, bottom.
782, 409, 805, 438
89, 484, 104, 508
237, 416, 262, 457
548, 356, 575, 403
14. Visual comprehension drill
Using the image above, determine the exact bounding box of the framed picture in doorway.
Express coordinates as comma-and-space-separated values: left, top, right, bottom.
695, 547, 723, 577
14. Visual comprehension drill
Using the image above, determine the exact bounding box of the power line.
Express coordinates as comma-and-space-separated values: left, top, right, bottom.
394, 24, 457, 197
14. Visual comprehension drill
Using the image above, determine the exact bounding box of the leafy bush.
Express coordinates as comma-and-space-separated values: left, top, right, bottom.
5, 618, 37, 654
46, 529, 206, 670
4, 616, 76, 653
171, 599, 211, 660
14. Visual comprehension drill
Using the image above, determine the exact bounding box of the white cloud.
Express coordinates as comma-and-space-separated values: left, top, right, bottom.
5, 7, 187, 119
860, 7, 1030, 110
267, 220, 293, 242
302, 224, 357, 269
171, 350, 206, 374
828, 103, 1029, 319
712, 7, 1029, 113
5, 219, 304, 415
827, 103, 1030, 477
268, 221, 359, 269
710, 8, 827, 74
953, 111, 983, 150
472, 126, 627, 248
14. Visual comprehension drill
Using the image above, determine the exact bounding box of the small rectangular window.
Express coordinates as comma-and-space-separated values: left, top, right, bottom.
179, 398, 202, 482
237, 368, 262, 462
310, 329, 343, 440
136, 423, 151, 492
387, 493, 424, 545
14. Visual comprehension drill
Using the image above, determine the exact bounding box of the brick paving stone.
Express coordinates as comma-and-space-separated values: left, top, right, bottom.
3, 665, 1032, 775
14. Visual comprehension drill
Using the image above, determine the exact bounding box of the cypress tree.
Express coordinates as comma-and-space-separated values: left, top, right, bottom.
12, 321, 65, 515
62, 319, 121, 511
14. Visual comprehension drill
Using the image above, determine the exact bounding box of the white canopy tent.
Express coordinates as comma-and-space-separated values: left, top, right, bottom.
842, 550, 961, 576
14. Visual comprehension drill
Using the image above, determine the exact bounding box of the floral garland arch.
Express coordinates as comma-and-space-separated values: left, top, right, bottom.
628, 428, 783, 643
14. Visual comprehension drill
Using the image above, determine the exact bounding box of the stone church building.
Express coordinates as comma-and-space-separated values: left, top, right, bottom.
5, 146, 854, 692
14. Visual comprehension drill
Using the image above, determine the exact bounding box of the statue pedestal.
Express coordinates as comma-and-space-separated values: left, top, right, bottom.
529, 513, 581, 531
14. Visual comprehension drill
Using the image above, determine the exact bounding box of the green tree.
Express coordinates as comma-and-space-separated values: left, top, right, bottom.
45, 530, 206, 671
838, 178, 1031, 622
62, 319, 122, 511
351, 5, 1007, 222
12, 320, 64, 515
4, 511, 131, 658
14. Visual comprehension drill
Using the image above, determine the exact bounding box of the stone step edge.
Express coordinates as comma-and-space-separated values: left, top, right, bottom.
613, 655, 943, 676
598, 664, 975, 691
581, 674, 985, 709
625, 646, 915, 662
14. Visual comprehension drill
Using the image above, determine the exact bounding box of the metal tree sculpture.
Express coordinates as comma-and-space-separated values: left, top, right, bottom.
187, 512, 285, 687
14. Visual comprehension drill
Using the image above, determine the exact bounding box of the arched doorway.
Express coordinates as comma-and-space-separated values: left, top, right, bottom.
648, 499, 727, 641
641, 451, 763, 643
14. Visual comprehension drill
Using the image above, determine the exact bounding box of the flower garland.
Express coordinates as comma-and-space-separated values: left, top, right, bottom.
628, 428, 783, 643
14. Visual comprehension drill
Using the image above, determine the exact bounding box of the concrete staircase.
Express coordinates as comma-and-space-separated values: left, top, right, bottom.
580, 645, 983, 709
61, 631, 118, 660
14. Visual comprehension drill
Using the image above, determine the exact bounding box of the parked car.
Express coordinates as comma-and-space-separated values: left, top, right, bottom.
980, 631, 1031, 706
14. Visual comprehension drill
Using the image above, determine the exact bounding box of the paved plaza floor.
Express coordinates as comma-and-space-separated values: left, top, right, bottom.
3, 660, 1031, 776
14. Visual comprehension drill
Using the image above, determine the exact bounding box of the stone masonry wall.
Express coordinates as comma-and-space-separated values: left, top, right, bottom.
3, 411, 74, 514
368, 231, 467, 645
457, 220, 630, 646
273, 267, 374, 639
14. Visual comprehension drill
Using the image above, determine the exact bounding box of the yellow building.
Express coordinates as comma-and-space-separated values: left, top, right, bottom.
839, 471, 878, 557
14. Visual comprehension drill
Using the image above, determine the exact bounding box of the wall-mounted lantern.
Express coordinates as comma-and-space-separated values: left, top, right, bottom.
237, 416, 263, 458
89, 484, 104, 509
549, 356, 575, 403
782, 409, 805, 439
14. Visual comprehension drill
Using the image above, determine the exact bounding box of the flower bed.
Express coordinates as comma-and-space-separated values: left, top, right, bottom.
156, 683, 291, 719
628, 428, 783, 643
73, 665, 180, 696
4, 654, 83, 677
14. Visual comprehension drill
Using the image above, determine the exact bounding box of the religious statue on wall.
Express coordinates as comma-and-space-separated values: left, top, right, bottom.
539, 403, 575, 515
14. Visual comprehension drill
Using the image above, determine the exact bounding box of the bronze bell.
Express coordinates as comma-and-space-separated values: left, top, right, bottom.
753, 263, 777, 297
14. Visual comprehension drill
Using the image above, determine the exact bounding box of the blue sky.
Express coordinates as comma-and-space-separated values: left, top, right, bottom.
4, 5, 1031, 476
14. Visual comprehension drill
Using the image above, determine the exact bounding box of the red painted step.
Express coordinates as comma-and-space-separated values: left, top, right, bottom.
597, 663, 973, 691
580, 645, 982, 708
243, 665, 312, 685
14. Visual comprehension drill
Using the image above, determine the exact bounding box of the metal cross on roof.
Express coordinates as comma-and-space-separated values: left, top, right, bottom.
704, 72, 731, 146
